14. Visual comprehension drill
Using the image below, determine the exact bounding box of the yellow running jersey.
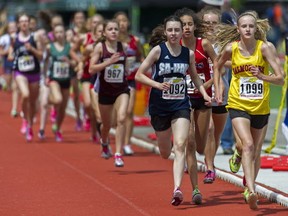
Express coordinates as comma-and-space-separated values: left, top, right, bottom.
226, 40, 270, 115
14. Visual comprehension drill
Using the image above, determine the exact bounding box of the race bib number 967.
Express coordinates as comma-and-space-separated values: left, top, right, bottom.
104, 64, 124, 83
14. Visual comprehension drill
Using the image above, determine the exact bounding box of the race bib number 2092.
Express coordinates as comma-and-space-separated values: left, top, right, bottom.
162, 77, 185, 100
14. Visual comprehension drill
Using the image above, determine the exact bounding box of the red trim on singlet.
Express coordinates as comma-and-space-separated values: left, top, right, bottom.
126, 35, 139, 81
180, 38, 212, 97
191, 38, 212, 98
82, 32, 96, 80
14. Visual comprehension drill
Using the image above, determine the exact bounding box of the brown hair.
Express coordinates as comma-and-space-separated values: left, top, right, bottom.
149, 15, 183, 48
174, 7, 206, 37
97, 19, 119, 43
149, 25, 166, 48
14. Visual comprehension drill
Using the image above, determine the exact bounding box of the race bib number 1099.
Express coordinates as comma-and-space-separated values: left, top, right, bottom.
239, 77, 263, 99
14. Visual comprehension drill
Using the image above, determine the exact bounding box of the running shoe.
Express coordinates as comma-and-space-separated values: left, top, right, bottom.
38, 130, 45, 140
83, 117, 91, 132
26, 127, 33, 142
243, 188, 258, 210
114, 154, 124, 167
75, 119, 83, 131
229, 149, 242, 173
203, 170, 216, 184
123, 145, 134, 156
55, 131, 63, 142
171, 188, 183, 206
248, 193, 258, 210
10, 109, 18, 118
20, 119, 28, 134
192, 188, 202, 205
50, 107, 57, 123
101, 144, 112, 159
243, 187, 249, 203
0, 77, 7, 91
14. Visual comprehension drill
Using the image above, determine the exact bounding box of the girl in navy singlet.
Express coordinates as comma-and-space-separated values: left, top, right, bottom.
8, 12, 43, 142
89, 19, 130, 168
135, 15, 211, 206
175, 7, 217, 204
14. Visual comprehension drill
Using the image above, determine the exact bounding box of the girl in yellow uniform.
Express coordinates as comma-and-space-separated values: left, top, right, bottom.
213, 11, 284, 210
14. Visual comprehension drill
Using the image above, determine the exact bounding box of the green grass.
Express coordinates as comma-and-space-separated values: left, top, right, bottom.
270, 84, 287, 109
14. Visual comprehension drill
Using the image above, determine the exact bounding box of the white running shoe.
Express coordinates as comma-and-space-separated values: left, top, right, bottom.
114, 154, 124, 167
123, 145, 134, 156
171, 188, 183, 206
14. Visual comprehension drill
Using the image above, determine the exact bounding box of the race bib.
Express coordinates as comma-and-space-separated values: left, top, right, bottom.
104, 64, 124, 83
126, 56, 136, 75
239, 77, 263, 99
186, 73, 205, 94
162, 77, 185, 100
18, 55, 35, 72
53, 61, 69, 79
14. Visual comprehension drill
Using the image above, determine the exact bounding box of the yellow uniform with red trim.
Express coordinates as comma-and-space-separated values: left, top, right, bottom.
226, 40, 270, 115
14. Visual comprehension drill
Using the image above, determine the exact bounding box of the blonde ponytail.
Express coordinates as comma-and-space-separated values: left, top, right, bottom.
215, 10, 271, 51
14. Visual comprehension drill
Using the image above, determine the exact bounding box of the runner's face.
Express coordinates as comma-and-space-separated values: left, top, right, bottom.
165, 21, 182, 44
74, 12, 85, 28
18, 15, 29, 32
29, 18, 37, 31
94, 24, 103, 40
38, 29, 49, 45
54, 25, 65, 41
8, 22, 17, 35
51, 16, 63, 29
115, 14, 129, 33
66, 30, 73, 42
203, 13, 219, 37
237, 15, 256, 40
91, 16, 103, 29
180, 15, 195, 39
103, 22, 119, 42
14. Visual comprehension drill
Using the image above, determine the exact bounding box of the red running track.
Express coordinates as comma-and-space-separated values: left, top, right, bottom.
0, 91, 287, 216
